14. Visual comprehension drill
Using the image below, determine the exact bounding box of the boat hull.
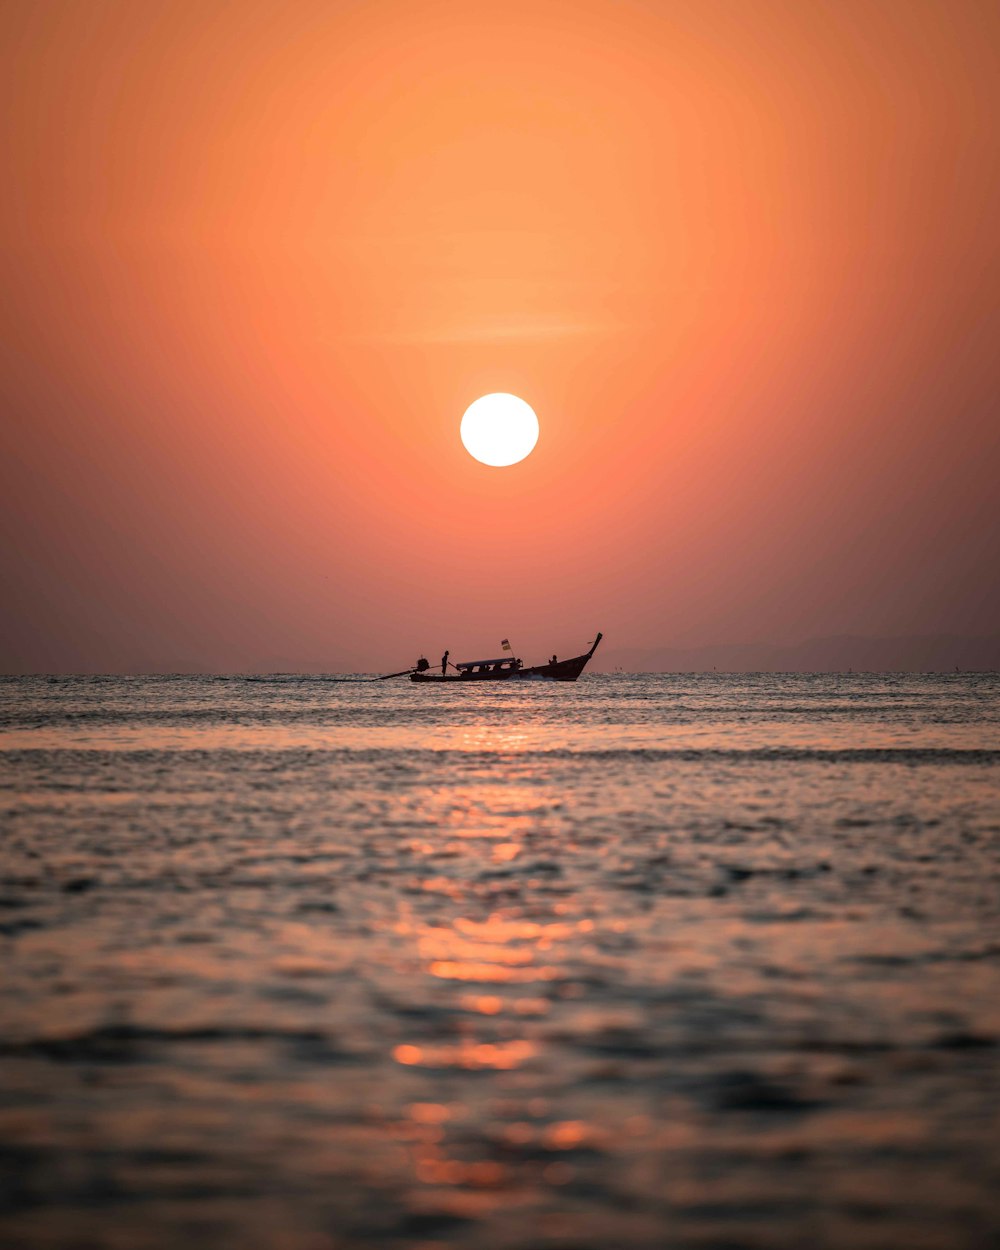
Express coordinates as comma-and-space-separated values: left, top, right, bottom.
410, 634, 602, 683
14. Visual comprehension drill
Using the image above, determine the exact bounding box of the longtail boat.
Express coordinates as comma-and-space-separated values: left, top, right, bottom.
407, 633, 603, 683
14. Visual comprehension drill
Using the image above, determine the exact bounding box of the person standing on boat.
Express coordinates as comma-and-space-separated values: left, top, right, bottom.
441, 650, 449, 676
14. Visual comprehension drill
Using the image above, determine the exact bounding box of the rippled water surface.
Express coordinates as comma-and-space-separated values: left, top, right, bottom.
2, 673, 999, 1249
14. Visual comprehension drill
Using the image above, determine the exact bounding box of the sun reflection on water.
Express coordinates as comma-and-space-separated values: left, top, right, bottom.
3, 673, 998, 1247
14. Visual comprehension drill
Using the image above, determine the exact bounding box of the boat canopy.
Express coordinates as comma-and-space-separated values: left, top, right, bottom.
455, 657, 514, 670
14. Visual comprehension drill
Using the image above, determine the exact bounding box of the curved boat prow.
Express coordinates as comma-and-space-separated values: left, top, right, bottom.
520, 631, 604, 682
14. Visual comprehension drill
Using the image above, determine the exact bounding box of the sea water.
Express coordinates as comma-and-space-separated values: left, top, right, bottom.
1, 672, 999, 1249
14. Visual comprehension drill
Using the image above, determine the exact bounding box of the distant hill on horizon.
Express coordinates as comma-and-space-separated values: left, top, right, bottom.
597, 633, 1000, 673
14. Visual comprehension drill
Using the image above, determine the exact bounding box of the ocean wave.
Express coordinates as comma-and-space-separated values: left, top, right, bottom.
3, 745, 999, 765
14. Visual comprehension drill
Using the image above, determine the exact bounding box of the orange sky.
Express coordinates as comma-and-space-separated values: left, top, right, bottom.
2, 0, 998, 671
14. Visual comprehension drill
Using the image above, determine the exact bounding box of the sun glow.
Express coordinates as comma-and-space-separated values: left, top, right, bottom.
460, 393, 539, 467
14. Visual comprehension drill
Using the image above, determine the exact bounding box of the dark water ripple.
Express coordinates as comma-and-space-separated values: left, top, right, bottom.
1, 673, 999, 1249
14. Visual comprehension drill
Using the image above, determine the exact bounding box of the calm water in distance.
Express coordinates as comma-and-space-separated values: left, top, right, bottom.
2, 673, 999, 1249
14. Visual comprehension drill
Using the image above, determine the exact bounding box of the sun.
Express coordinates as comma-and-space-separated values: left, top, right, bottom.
460, 393, 539, 467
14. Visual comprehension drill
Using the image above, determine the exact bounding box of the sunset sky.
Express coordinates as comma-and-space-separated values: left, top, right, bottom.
2, 0, 998, 672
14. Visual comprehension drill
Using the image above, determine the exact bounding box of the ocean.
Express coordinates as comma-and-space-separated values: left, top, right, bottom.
1, 672, 999, 1249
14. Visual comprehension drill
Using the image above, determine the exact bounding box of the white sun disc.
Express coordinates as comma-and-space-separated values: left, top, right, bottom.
460, 393, 539, 467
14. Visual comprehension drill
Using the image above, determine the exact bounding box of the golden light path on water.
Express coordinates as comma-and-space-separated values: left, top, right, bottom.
0, 719, 985, 752
1, 672, 999, 1248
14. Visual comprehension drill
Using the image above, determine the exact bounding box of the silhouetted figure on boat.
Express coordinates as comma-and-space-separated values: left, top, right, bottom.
441, 650, 449, 675
550, 655, 558, 665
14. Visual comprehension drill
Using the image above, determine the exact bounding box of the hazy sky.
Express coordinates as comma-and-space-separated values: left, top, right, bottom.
2, 0, 998, 671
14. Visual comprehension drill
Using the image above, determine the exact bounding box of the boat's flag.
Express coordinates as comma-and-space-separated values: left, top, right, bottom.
501, 638, 512, 652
